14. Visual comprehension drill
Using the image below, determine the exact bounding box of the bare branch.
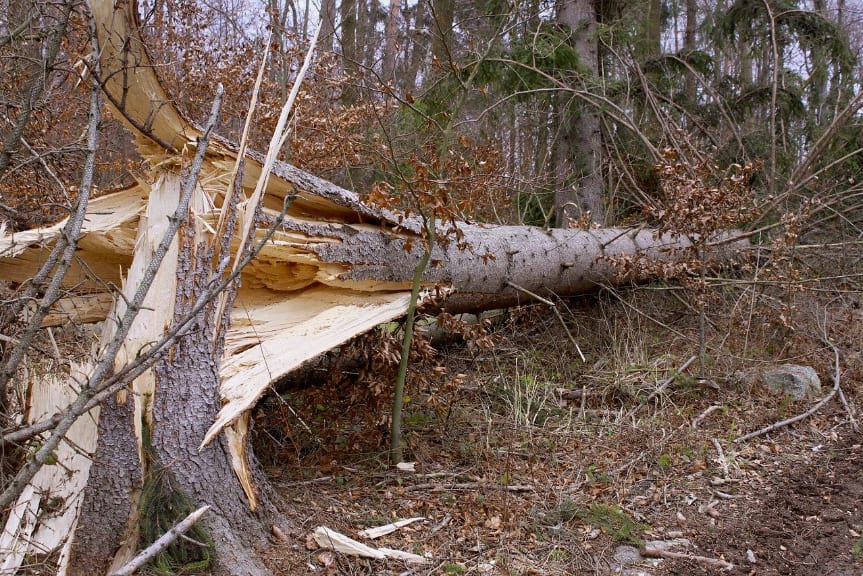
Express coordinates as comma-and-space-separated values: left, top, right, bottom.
0, 2, 95, 395
109, 506, 210, 576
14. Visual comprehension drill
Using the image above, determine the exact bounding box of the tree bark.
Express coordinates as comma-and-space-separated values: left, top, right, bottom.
554, 0, 604, 226
404, 0, 428, 91
383, 0, 402, 84
637, 0, 662, 61
340, 0, 359, 103
684, 0, 698, 104
319, 0, 336, 51
431, 0, 454, 69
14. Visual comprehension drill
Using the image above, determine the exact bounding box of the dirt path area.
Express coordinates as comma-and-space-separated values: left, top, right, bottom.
663, 433, 863, 575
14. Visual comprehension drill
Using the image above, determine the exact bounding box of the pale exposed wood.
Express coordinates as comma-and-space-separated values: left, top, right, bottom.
313, 526, 429, 564
0, 186, 144, 289
204, 287, 424, 446
0, 484, 39, 574
0, 186, 144, 257
358, 517, 425, 539
0, 363, 100, 575
225, 413, 257, 509
40, 293, 114, 327
90, 0, 191, 153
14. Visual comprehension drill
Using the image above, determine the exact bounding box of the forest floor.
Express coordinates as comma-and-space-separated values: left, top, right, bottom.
257, 287, 863, 576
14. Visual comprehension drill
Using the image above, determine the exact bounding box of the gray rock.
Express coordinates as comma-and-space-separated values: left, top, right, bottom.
613, 545, 643, 566
762, 364, 821, 401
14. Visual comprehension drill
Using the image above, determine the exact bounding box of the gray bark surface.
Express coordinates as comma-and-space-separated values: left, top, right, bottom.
554, 0, 604, 225
279, 217, 744, 313
146, 224, 286, 575
70, 397, 141, 574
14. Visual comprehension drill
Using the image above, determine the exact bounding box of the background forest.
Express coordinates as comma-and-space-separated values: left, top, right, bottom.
3, 0, 863, 234
2, 0, 863, 574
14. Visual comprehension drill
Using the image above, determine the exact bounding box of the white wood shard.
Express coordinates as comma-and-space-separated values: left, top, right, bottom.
358, 517, 425, 539
312, 527, 429, 564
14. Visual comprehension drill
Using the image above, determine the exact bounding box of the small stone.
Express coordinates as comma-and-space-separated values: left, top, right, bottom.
613, 545, 642, 566
746, 549, 757, 563
762, 364, 821, 401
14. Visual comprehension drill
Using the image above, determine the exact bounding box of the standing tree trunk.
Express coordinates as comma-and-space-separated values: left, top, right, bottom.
431, 0, 454, 69
319, 0, 336, 50
0, 0, 8, 37
554, 0, 604, 226
340, 0, 359, 103
405, 0, 428, 91
635, 0, 662, 61
383, 0, 402, 84
683, 0, 698, 104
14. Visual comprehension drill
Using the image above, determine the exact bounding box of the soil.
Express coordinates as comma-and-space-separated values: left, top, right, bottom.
663, 433, 863, 575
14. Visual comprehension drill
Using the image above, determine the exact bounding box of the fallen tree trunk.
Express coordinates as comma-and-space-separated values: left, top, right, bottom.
1, 185, 746, 451
0, 1, 750, 574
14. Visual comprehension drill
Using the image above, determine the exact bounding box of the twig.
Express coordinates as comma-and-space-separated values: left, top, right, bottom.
691, 404, 721, 429
836, 382, 859, 432
626, 356, 697, 419
405, 482, 534, 492
599, 283, 687, 338
429, 513, 451, 535
641, 546, 734, 570
227, 18, 321, 277
274, 476, 332, 488
711, 438, 729, 479
109, 506, 210, 576
505, 281, 585, 362
210, 36, 271, 342
612, 419, 688, 476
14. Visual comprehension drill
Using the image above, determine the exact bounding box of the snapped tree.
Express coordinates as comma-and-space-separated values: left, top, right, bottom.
0, 1, 749, 574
